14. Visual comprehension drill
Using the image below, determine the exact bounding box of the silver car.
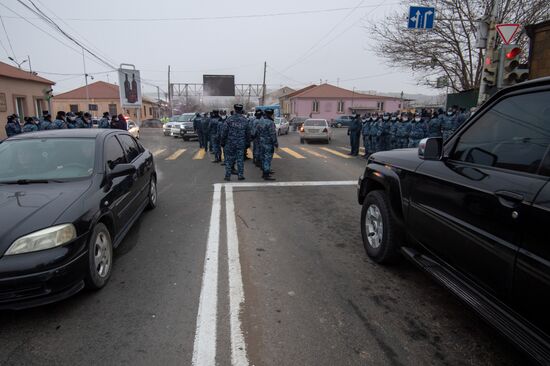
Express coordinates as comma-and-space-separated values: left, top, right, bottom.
299, 119, 332, 144
163, 116, 181, 136
274, 117, 290, 135
176, 113, 198, 141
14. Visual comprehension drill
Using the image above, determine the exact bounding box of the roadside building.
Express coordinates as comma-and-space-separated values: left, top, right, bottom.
52, 81, 159, 120
526, 20, 550, 79
279, 85, 317, 117
284, 83, 403, 121
0, 61, 54, 139
261, 86, 295, 106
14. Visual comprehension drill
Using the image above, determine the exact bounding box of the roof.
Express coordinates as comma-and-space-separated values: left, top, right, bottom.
290, 84, 399, 100
8, 128, 128, 140
0, 61, 54, 85
54, 81, 120, 100
280, 85, 317, 99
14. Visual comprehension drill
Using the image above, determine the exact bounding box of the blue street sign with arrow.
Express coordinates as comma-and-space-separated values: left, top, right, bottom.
408, 6, 435, 30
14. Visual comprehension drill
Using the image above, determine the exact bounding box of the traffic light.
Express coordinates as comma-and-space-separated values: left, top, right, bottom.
499, 45, 529, 87
482, 49, 500, 88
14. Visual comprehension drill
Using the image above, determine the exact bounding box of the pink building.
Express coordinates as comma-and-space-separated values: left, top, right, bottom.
284, 84, 403, 121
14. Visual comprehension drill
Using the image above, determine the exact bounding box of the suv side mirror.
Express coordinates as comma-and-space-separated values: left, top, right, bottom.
418, 137, 443, 160
109, 163, 136, 178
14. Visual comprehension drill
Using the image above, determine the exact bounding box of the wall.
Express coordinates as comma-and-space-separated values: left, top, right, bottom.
527, 21, 550, 79
0, 76, 50, 139
291, 97, 401, 120
51, 99, 157, 120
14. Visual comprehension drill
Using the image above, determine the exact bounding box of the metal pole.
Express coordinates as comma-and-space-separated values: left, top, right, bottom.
168, 65, 172, 117
261, 61, 267, 106
82, 47, 90, 113
477, 0, 501, 106
156, 86, 161, 118
352, 87, 355, 108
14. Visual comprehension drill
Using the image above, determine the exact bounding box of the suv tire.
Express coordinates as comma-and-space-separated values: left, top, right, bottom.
361, 190, 401, 263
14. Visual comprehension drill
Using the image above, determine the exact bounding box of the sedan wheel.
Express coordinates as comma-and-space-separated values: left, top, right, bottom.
146, 176, 158, 210
85, 223, 113, 289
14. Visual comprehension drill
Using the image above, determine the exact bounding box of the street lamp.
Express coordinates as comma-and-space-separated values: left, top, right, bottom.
8, 57, 27, 69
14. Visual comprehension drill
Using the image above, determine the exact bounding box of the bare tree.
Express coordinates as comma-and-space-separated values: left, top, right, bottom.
369, 0, 549, 92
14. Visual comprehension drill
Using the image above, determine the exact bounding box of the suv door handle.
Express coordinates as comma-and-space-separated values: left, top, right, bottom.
495, 191, 524, 208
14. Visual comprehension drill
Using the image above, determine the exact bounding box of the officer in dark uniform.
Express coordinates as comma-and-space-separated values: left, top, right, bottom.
256, 108, 278, 180
193, 113, 204, 148
5, 114, 22, 137
347, 111, 362, 156
220, 104, 250, 181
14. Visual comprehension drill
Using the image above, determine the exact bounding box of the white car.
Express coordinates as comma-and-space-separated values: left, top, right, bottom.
163, 116, 181, 136
299, 119, 332, 144
274, 117, 290, 135
127, 120, 140, 139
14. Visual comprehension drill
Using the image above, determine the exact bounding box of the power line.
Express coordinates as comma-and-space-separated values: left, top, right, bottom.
0, 36, 10, 57
2, 3, 400, 22
0, 12, 17, 60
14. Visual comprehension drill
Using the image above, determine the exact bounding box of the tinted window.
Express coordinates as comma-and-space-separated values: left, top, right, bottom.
104, 136, 126, 169
452, 91, 550, 175
118, 134, 141, 162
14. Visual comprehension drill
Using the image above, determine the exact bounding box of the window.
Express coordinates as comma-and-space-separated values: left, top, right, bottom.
312, 100, 319, 113
337, 100, 344, 113
15, 97, 26, 117
89, 104, 98, 111
104, 136, 126, 169
108, 104, 117, 116
377, 101, 384, 111
35, 98, 44, 117
118, 134, 140, 162
149, 107, 153, 115
70, 104, 79, 113
143, 105, 147, 117
452, 91, 550, 175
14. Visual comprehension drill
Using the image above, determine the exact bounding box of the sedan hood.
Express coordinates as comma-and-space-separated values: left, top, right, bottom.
0, 180, 91, 254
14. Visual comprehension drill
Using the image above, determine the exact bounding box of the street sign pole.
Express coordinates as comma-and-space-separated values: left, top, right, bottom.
477, 0, 501, 106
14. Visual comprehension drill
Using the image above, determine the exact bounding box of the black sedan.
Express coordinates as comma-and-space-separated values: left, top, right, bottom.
0, 129, 157, 309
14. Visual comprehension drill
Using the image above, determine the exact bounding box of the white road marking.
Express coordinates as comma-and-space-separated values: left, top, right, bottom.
223, 180, 357, 188
225, 186, 249, 366
192, 184, 222, 366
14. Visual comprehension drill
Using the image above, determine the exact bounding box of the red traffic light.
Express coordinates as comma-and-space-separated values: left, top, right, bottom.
506, 47, 521, 59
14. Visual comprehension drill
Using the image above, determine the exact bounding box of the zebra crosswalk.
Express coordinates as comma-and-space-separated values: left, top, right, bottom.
153, 146, 362, 162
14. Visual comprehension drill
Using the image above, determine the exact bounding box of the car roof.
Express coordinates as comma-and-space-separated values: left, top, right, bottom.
7, 128, 126, 140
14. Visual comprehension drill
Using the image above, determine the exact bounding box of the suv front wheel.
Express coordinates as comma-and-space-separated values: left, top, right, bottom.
360, 190, 401, 263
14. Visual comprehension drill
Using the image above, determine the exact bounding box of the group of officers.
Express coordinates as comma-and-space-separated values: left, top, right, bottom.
191, 104, 278, 181
4, 111, 128, 138
347, 105, 469, 157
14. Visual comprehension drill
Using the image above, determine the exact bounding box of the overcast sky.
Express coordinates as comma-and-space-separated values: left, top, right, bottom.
0, 0, 437, 96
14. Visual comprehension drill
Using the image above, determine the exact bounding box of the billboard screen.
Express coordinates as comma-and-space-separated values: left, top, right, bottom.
118, 68, 142, 107
203, 75, 235, 96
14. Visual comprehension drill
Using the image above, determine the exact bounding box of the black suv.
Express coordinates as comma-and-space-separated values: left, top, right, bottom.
357, 77, 550, 364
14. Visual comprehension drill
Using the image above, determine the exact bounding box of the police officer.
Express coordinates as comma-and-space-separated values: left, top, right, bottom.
22, 117, 38, 133
5, 114, 22, 137
395, 112, 412, 149
39, 113, 53, 130
389, 112, 399, 149
256, 108, 278, 180
98, 112, 111, 128
441, 106, 457, 141
368, 113, 379, 154
51, 111, 67, 129
201, 113, 210, 151
220, 104, 251, 181
347, 110, 362, 156
408, 112, 427, 148
361, 113, 372, 158
251, 108, 263, 167
209, 110, 222, 163
39, 110, 49, 124
66, 112, 78, 128
193, 113, 204, 148
376, 112, 391, 152
428, 108, 443, 137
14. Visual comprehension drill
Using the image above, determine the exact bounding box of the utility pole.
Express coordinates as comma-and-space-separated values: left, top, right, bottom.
261, 61, 267, 106
156, 85, 161, 118
27, 55, 32, 73
82, 47, 90, 113
168, 65, 172, 117
477, 0, 501, 106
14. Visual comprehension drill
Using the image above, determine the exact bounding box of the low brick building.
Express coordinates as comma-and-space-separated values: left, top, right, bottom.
52, 81, 159, 120
0, 61, 54, 139
526, 20, 550, 79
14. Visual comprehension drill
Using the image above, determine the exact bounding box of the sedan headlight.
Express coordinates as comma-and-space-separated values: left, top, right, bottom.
5, 224, 77, 255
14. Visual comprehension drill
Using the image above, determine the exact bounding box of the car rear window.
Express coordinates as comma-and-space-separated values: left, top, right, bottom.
304, 120, 327, 127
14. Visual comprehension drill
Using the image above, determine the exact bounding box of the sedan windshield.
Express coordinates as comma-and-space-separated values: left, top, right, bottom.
0, 138, 96, 182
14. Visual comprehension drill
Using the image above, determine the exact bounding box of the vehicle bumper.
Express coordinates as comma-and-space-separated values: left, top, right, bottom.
0, 233, 89, 310
180, 130, 198, 138
163, 129, 171, 135
357, 175, 364, 204
302, 133, 330, 140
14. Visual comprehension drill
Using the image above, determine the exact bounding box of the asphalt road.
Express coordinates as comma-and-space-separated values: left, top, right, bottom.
0, 127, 529, 366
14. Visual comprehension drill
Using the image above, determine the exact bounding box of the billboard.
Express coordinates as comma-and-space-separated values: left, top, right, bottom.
118, 68, 142, 107
203, 74, 235, 96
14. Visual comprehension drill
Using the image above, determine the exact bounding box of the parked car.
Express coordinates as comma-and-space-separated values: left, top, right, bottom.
0, 128, 157, 309
127, 120, 140, 139
356, 77, 550, 364
163, 116, 181, 136
289, 116, 308, 131
142, 119, 163, 128
274, 117, 290, 135
177, 113, 198, 141
331, 115, 354, 128
299, 119, 332, 144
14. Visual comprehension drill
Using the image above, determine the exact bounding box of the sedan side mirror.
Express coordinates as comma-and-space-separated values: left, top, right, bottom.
109, 163, 136, 178
418, 137, 443, 160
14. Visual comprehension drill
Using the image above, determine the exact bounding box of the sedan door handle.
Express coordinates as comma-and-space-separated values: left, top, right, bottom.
495, 190, 524, 208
